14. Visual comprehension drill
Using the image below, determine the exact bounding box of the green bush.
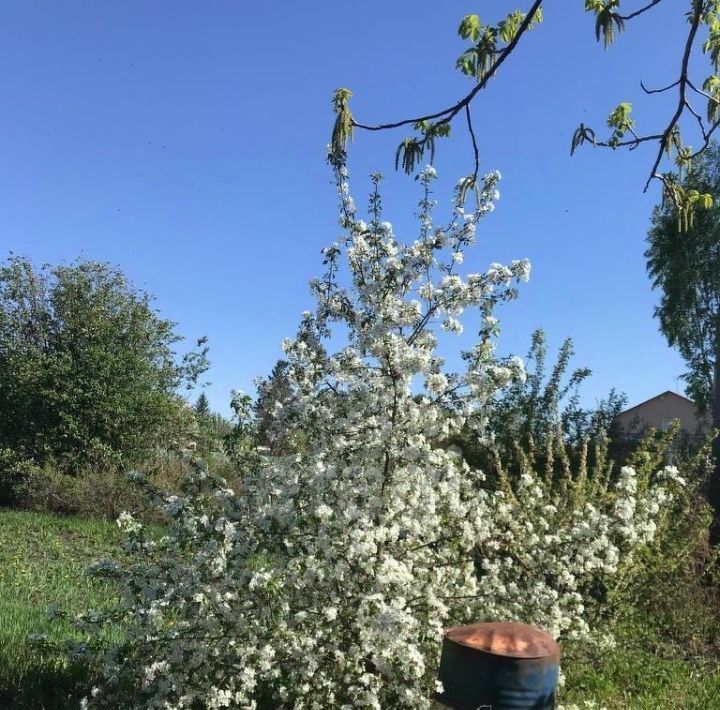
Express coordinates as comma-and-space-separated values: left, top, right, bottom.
16, 467, 151, 522
606, 429, 720, 638
450, 329, 627, 487
0, 255, 208, 472
0, 449, 39, 506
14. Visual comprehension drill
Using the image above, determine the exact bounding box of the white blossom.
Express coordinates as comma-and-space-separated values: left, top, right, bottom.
78, 164, 683, 710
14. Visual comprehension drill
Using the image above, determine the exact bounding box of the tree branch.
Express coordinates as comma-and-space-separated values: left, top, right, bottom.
689, 118, 720, 159
687, 78, 716, 103
685, 99, 709, 141
465, 104, 480, 179
351, 0, 543, 134
618, 0, 665, 21
643, 0, 703, 190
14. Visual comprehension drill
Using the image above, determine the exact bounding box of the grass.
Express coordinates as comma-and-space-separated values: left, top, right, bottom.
562, 623, 720, 708
1, 507, 720, 708
0, 508, 120, 709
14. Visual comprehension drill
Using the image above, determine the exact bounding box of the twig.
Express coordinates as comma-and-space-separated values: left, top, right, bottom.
465, 104, 480, 179
618, 0, 665, 21
640, 78, 680, 95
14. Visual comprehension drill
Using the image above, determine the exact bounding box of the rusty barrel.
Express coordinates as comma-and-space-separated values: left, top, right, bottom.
437, 621, 560, 709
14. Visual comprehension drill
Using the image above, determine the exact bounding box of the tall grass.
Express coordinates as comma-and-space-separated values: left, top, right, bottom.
0, 509, 119, 709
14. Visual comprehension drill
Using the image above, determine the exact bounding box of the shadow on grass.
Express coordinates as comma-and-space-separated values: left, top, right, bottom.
0, 652, 98, 710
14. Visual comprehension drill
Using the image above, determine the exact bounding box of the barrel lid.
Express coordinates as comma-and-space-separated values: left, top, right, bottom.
444, 621, 560, 660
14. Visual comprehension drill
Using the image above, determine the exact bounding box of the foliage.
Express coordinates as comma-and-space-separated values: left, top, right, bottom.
646, 142, 720, 415
561, 622, 720, 709
0, 448, 39, 507
451, 329, 626, 483
58, 167, 689, 709
192, 394, 232, 457
0, 256, 208, 474
561, 435, 720, 709
15, 466, 152, 522
456, 8, 543, 81
223, 390, 263, 469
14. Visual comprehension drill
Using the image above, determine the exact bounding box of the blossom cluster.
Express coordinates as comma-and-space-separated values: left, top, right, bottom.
75, 166, 685, 709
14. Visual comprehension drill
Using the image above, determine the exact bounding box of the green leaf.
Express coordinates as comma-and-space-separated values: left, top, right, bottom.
607, 102, 634, 130
703, 74, 720, 121
456, 50, 478, 78
458, 14, 481, 41
703, 15, 720, 72
587, 1, 623, 49
498, 11, 525, 43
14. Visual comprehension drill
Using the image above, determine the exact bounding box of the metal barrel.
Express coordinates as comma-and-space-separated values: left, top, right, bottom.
437, 621, 560, 709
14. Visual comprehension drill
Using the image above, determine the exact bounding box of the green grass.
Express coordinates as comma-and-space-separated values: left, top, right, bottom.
1, 507, 719, 708
562, 626, 720, 708
0, 509, 120, 709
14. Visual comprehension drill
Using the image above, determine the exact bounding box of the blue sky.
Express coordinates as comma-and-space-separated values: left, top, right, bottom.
0, 1, 693, 414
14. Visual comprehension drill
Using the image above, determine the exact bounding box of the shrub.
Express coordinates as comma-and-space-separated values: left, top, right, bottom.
0, 256, 208, 471
0, 448, 39, 506
449, 328, 627, 486
16, 467, 151, 521
11, 448, 241, 524
606, 428, 719, 627
56, 165, 692, 709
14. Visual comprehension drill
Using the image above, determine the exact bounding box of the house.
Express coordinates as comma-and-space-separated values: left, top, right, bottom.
613, 390, 711, 440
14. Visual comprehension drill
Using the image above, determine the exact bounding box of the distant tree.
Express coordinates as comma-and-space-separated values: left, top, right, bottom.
647, 143, 720, 419
253, 360, 293, 451
194, 392, 211, 418
0, 256, 208, 470
646, 142, 720, 536
253, 330, 327, 454
192, 392, 232, 455
224, 390, 261, 466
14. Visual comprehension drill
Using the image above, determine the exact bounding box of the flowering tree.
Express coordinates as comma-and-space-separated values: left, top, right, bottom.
71, 162, 685, 709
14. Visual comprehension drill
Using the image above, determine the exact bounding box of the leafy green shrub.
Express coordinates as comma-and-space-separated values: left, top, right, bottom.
450, 328, 627, 487
11, 447, 243, 523
16, 467, 151, 522
0, 448, 40, 506
606, 428, 720, 642
0, 256, 208, 472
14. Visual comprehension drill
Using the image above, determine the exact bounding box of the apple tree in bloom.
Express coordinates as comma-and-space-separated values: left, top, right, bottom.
69, 160, 686, 709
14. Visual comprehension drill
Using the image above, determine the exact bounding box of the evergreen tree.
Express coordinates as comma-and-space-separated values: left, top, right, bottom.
194, 392, 211, 419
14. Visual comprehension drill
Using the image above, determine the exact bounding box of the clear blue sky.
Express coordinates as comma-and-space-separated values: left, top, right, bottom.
0, 1, 692, 414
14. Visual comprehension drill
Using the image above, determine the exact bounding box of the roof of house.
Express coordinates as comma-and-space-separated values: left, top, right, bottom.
616, 390, 695, 418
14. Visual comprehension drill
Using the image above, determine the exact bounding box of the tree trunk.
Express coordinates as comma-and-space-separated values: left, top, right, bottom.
710, 329, 720, 544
